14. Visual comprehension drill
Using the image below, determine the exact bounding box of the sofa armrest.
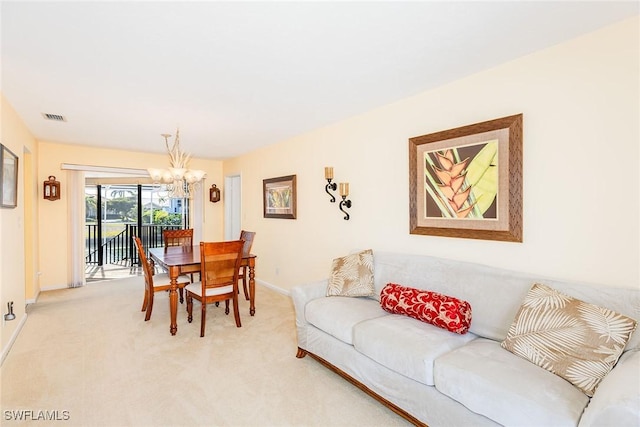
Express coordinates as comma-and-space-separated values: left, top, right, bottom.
579, 349, 640, 427
290, 279, 328, 350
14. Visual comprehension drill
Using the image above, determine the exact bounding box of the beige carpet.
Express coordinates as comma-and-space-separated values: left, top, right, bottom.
1, 276, 411, 426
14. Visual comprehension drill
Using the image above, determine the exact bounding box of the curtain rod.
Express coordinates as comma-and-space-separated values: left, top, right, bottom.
60, 163, 148, 176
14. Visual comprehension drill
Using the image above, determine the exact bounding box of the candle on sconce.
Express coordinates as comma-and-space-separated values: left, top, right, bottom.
339, 182, 349, 197
324, 167, 334, 180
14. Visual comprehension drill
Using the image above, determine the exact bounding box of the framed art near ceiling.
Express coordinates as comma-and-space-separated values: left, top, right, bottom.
0, 144, 19, 209
409, 114, 523, 242
263, 174, 297, 219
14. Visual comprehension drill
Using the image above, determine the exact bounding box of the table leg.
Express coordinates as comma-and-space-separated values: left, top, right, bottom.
169, 265, 179, 335
249, 260, 256, 316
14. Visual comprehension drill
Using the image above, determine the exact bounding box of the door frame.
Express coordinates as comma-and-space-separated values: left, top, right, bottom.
224, 174, 241, 240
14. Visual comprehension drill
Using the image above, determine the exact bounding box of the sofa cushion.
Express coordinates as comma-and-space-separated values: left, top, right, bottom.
353, 315, 476, 386
579, 350, 640, 427
434, 338, 590, 427
326, 249, 375, 297
370, 252, 640, 348
380, 283, 472, 334
501, 283, 637, 397
305, 296, 387, 345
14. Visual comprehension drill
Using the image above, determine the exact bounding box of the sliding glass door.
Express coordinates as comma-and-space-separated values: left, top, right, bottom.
84, 183, 189, 278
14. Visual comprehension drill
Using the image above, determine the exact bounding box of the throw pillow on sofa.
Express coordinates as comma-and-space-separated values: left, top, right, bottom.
380, 283, 472, 334
326, 249, 375, 297
501, 283, 637, 397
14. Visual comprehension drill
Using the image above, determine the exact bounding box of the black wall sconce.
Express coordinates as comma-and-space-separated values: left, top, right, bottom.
43, 175, 61, 201
209, 184, 221, 203
338, 182, 352, 220
324, 167, 337, 202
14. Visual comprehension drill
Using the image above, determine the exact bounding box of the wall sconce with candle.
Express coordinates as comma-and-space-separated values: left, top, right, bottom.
43, 176, 61, 201
324, 167, 337, 202
209, 184, 221, 203
339, 182, 352, 220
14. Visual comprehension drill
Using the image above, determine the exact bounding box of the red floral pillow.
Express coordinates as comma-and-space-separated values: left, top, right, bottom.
380, 283, 472, 334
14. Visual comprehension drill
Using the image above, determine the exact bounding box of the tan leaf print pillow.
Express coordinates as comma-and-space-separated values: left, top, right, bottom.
326, 249, 374, 297
501, 283, 637, 396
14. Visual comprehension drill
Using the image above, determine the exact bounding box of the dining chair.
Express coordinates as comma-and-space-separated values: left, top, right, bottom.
133, 236, 190, 321
186, 240, 244, 337
238, 230, 256, 300
163, 228, 196, 286
163, 228, 194, 248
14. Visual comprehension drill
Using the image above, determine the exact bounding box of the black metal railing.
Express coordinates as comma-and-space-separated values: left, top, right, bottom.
85, 224, 181, 267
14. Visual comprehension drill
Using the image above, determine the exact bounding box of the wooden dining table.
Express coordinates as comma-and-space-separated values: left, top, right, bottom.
148, 245, 257, 336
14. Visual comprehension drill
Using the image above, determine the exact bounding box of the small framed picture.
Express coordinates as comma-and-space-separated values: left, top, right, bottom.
0, 144, 19, 208
263, 175, 297, 219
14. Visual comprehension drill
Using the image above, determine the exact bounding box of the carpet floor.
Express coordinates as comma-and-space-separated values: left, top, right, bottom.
1, 276, 411, 426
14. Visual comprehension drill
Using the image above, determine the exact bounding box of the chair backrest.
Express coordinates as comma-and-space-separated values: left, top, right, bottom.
163, 228, 194, 247
200, 240, 244, 292
133, 236, 154, 288
239, 230, 256, 257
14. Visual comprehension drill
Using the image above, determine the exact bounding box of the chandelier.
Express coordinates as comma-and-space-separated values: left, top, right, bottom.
147, 129, 206, 199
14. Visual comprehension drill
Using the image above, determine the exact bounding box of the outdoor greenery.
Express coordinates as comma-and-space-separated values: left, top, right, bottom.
143, 210, 183, 225
85, 195, 183, 225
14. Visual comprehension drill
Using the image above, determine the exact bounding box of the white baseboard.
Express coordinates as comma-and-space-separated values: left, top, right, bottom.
256, 279, 290, 297
1, 313, 28, 366
40, 284, 69, 292
26, 289, 41, 305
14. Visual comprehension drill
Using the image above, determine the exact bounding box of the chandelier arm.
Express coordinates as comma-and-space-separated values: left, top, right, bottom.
155, 128, 206, 199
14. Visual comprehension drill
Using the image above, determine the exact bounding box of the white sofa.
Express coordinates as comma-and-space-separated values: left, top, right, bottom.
291, 252, 640, 426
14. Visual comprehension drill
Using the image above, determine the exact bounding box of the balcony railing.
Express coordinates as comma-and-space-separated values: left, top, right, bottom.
85, 224, 181, 267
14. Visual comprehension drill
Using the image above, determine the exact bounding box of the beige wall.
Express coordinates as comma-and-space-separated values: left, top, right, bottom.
37, 142, 224, 289
1, 93, 38, 355
1, 17, 638, 360
224, 17, 639, 292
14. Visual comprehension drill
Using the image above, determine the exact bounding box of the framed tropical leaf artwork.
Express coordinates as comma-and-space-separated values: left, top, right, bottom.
263, 174, 297, 219
409, 114, 522, 242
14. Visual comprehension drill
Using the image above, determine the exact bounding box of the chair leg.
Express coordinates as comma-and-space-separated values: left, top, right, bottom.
224, 299, 230, 315
145, 291, 154, 321
187, 293, 193, 323
141, 289, 149, 312
241, 267, 249, 300
179, 287, 184, 304
232, 294, 242, 328
200, 303, 206, 337
183, 275, 193, 303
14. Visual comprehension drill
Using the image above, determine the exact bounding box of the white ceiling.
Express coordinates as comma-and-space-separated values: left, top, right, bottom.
2, 1, 638, 160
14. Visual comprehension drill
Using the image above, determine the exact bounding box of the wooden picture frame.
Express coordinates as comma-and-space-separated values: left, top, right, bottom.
409, 114, 523, 242
0, 144, 19, 209
263, 174, 297, 219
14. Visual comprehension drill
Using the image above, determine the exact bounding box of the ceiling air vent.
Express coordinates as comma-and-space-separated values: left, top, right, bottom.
42, 113, 67, 122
